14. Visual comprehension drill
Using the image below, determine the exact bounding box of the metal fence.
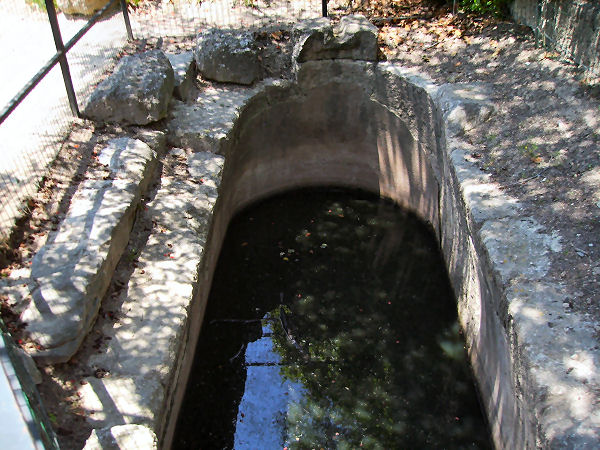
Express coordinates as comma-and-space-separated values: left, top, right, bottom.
127, 0, 324, 38
0, 3, 130, 444
0, 0, 129, 245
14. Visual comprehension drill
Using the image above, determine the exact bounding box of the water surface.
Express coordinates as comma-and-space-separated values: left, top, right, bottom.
174, 188, 490, 449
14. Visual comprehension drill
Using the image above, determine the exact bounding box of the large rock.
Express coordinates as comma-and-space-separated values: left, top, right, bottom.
56, 0, 110, 16
84, 50, 174, 125
294, 15, 378, 63
195, 29, 261, 85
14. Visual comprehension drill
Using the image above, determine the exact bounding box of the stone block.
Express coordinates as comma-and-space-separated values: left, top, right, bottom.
21, 138, 159, 364
195, 29, 260, 85
167, 52, 196, 101
84, 50, 174, 125
294, 15, 378, 64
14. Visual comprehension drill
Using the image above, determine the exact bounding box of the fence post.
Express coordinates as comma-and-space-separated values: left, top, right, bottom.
120, 0, 134, 40
45, 0, 80, 118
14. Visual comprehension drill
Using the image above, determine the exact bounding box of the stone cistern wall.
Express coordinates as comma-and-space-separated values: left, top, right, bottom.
3, 15, 598, 449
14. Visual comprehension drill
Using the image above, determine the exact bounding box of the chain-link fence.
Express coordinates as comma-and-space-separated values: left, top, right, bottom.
0, 0, 128, 245
127, 0, 323, 38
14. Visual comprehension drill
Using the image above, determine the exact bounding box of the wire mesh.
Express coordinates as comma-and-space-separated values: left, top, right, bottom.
126, 0, 322, 38
0, 0, 128, 244
0, 0, 321, 244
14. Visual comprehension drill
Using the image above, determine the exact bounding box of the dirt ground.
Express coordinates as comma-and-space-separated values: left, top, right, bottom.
0, 1, 599, 448
369, 8, 600, 323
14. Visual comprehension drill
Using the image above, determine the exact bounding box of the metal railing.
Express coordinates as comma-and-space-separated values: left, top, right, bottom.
0, 0, 131, 245
0, 0, 325, 246
0, 1, 132, 446
0, 321, 59, 449
0, 0, 131, 126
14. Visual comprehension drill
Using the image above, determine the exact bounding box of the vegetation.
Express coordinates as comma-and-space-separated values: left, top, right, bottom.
25, 0, 53, 12
458, 0, 510, 17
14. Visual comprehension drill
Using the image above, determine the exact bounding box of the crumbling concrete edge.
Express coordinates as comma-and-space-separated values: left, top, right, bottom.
77, 149, 225, 445
382, 64, 600, 448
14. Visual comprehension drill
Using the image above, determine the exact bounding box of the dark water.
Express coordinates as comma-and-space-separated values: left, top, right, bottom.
173, 188, 491, 449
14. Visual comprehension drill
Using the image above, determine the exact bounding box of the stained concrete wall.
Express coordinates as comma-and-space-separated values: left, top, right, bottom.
219, 76, 439, 236
511, 0, 600, 79
164, 61, 536, 449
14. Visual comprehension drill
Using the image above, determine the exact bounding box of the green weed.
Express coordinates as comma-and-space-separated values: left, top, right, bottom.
126, 249, 138, 262
459, 0, 509, 17
520, 142, 542, 164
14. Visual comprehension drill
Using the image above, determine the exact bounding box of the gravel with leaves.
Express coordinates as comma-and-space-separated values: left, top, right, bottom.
360, 5, 600, 328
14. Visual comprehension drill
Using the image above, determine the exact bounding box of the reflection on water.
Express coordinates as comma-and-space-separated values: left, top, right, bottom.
173, 188, 491, 449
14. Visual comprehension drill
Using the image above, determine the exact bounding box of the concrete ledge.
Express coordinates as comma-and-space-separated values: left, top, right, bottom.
166, 80, 281, 154
22, 135, 165, 364
163, 61, 599, 448
83, 424, 157, 450
79, 149, 224, 441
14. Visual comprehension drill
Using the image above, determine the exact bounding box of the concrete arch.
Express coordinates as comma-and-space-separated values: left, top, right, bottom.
213, 65, 440, 254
